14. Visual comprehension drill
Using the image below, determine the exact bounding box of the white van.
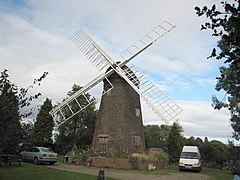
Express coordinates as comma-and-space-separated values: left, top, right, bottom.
179, 146, 201, 172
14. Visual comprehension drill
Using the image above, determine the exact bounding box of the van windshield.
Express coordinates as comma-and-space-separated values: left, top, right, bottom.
180, 152, 198, 159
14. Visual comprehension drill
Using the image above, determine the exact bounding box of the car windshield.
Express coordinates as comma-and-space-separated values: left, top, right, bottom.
39, 148, 54, 153
180, 152, 198, 159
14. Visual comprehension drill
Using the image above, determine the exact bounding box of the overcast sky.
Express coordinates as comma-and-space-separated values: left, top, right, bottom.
0, 0, 235, 143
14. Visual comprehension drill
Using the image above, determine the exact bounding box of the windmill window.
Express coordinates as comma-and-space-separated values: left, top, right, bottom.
98, 136, 109, 152
135, 107, 141, 117
132, 136, 140, 145
98, 136, 109, 144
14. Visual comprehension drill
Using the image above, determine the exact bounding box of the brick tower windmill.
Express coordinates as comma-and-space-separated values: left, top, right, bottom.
91, 65, 145, 153
50, 21, 182, 154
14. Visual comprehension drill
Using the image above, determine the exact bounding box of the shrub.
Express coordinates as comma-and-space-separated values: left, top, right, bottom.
224, 160, 240, 174
130, 151, 168, 161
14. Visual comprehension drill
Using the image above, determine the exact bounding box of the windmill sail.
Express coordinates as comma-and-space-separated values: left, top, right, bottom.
72, 29, 115, 72
122, 65, 182, 123
120, 21, 176, 64
50, 21, 181, 126
49, 75, 113, 127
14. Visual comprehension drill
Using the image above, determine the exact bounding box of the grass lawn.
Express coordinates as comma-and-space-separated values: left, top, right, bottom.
0, 162, 103, 180
0, 162, 234, 180
164, 164, 234, 180
201, 166, 234, 180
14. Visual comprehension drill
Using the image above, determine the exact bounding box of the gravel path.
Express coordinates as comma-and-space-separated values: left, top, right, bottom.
48, 162, 210, 180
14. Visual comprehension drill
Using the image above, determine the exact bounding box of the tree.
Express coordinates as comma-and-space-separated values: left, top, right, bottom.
195, 1, 240, 140
200, 140, 230, 167
0, 70, 22, 154
144, 124, 170, 148
0, 69, 48, 154
55, 84, 97, 154
21, 122, 34, 142
167, 122, 183, 162
30, 98, 54, 146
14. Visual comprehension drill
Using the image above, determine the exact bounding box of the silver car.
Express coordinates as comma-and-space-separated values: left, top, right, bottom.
20, 146, 58, 165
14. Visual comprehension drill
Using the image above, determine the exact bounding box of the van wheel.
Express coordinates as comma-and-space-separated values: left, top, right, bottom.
34, 157, 38, 165
197, 167, 201, 173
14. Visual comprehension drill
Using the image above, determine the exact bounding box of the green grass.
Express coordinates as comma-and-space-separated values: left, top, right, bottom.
0, 162, 234, 180
164, 164, 234, 180
0, 162, 98, 180
142, 164, 234, 180
201, 166, 234, 180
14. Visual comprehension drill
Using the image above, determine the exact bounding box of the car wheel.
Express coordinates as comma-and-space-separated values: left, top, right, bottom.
19, 155, 23, 161
33, 157, 38, 165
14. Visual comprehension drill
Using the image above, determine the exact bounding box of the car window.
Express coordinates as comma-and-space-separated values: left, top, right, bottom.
40, 148, 54, 153
33, 148, 40, 152
25, 147, 32, 152
180, 152, 198, 159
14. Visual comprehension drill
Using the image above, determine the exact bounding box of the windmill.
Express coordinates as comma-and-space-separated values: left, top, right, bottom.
50, 21, 182, 154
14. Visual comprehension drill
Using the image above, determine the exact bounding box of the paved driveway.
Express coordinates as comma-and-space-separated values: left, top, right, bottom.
48, 162, 210, 180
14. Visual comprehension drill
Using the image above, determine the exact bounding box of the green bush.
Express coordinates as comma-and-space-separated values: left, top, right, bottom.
224, 160, 240, 174
130, 151, 168, 161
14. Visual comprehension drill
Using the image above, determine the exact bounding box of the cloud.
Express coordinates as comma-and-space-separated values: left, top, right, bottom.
0, 0, 233, 142
195, 78, 216, 87
142, 100, 233, 142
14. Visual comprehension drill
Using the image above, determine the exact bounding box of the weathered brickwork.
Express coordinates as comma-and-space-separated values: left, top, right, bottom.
91, 67, 145, 154
91, 157, 169, 170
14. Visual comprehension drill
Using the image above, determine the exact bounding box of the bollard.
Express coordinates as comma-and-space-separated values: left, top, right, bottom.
97, 170, 105, 180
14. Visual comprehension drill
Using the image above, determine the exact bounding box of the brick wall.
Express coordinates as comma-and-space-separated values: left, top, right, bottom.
91, 69, 145, 154
91, 157, 169, 170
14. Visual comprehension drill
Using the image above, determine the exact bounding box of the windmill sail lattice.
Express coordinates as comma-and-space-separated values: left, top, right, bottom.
120, 21, 176, 63
123, 65, 182, 123
50, 76, 113, 127
72, 29, 115, 72
50, 21, 182, 126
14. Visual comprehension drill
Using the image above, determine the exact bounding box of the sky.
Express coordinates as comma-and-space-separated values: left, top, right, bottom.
0, 0, 236, 143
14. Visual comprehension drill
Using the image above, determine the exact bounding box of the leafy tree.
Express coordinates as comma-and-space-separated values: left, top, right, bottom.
226, 141, 240, 173
200, 140, 230, 167
183, 136, 204, 147
167, 122, 183, 162
204, 137, 209, 143
195, 1, 240, 140
0, 70, 22, 154
144, 124, 170, 148
30, 98, 54, 146
55, 84, 97, 154
21, 122, 34, 142
0, 69, 48, 153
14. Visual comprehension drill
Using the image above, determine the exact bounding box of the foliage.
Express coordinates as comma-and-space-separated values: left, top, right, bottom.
224, 159, 240, 174
0, 70, 22, 154
55, 84, 97, 154
21, 122, 34, 142
195, 1, 240, 140
144, 125, 171, 148
0, 69, 48, 154
29, 98, 54, 146
131, 151, 168, 161
201, 140, 230, 167
18, 71, 48, 118
167, 122, 183, 162
224, 141, 240, 174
